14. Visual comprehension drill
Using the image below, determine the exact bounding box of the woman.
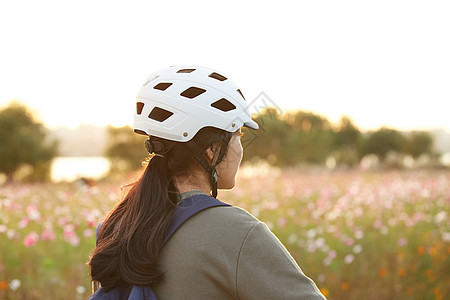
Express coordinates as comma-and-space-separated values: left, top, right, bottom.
88, 66, 326, 299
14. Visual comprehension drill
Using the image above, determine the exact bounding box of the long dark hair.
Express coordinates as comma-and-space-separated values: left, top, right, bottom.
88, 127, 232, 291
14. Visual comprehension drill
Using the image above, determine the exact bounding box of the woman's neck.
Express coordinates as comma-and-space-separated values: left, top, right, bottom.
174, 170, 211, 195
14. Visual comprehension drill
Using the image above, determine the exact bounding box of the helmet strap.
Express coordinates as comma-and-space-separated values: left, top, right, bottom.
211, 168, 218, 198
194, 155, 218, 198
187, 143, 221, 198
187, 132, 231, 198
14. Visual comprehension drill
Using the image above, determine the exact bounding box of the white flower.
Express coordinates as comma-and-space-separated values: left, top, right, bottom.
287, 234, 297, 245
353, 244, 363, 254
9, 279, 21, 291
314, 237, 325, 248
7, 229, 15, 240
76, 285, 86, 294
323, 257, 332, 266
306, 229, 317, 239
344, 254, 354, 264
328, 250, 337, 259
435, 211, 447, 224
442, 232, 450, 242
320, 244, 330, 253
354, 230, 364, 239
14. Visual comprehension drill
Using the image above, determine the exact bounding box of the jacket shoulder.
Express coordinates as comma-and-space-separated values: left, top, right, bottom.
166, 205, 260, 250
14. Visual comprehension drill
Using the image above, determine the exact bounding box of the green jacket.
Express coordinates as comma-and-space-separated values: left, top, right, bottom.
153, 192, 326, 299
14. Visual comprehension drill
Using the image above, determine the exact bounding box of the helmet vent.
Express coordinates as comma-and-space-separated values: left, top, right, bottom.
237, 89, 245, 100
136, 102, 145, 115
209, 72, 227, 81
148, 107, 174, 122
177, 68, 196, 73
154, 82, 173, 91
134, 129, 147, 135
180, 87, 206, 99
211, 98, 236, 112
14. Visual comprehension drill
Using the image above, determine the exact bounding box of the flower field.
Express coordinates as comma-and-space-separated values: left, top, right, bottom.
1, 168, 449, 299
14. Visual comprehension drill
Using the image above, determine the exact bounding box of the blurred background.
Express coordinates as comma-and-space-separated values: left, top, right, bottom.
0, 0, 449, 299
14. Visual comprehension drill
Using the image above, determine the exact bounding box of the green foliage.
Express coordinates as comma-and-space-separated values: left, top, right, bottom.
285, 110, 332, 131
331, 117, 362, 166
0, 102, 57, 181
243, 109, 358, 166
359, 128, 406, 160
242, 108, 290, 165
404, 131, 433, 158
242, 110, 437, 168
105, 126, 148, 172
284, 111, 334, 164
333, 116, 361, 149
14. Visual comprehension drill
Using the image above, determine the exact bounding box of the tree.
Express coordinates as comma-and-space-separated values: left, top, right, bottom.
404, 131, 433, 159
242, 109, 337, 166
284, 111, 334, 164
241, 108, 294, 165
0, 102, 58, 181
333, 116, 361, 149
359, 127, 405, 160
105, 125, 148, 172
285, 110, 332, 132
331, 116, 361, 166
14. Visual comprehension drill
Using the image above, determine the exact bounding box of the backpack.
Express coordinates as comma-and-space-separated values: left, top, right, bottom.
89, 194, 230, 300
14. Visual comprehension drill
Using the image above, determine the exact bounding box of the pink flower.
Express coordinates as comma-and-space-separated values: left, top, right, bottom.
397, 237, 408, 247
373, 219, 383, 229
328, 250, 337, 259
64, 230, 76, 239
83, 228, 93, 238
23, 232, 39, 247
63, 224, 75, 232
18, 218, 29, 229
346, 238, 355, 246
26, 205, 41, 221
63, 228, 80, 247
277, 217, 288, 229
40, 229, 56, 241
57, 217, 68, 226
67, 235, 80, 247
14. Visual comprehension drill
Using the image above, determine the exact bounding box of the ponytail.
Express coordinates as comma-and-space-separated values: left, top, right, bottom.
88, 127, 233, 291
89, 157, 175, 291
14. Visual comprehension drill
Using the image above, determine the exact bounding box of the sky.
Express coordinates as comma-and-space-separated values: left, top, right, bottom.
1, 0, 449, 132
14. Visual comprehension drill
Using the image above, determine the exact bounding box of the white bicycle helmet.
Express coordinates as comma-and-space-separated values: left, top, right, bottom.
133, 65, 259, 141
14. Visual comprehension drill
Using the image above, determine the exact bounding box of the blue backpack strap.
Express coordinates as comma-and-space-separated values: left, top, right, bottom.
89, 284, 133, 300
128, 286, 157, 300
91, 193, 230, 300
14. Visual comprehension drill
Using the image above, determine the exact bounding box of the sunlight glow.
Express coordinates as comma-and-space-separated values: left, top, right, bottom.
0, 0, 449, 131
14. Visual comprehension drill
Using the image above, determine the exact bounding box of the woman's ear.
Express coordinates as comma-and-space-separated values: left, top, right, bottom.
205, 146, 215, 163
